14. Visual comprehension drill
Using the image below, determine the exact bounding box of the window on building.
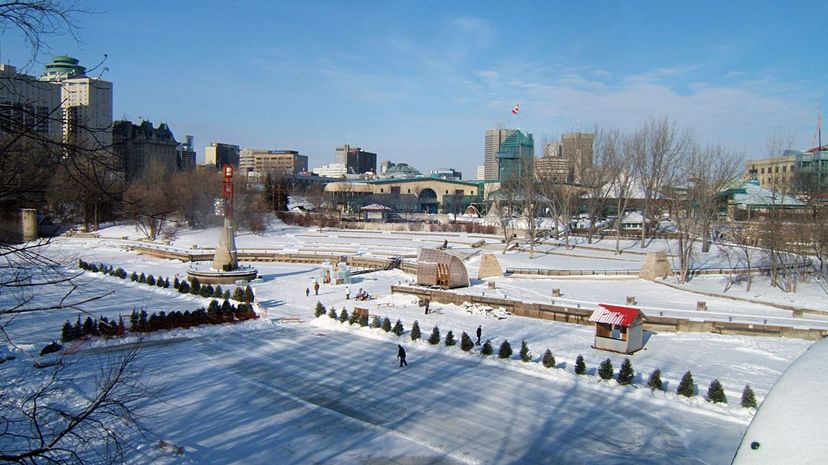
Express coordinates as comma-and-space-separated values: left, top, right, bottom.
390, 186, 399, 195
761, 167, 765, 174
782, 166, 787, 173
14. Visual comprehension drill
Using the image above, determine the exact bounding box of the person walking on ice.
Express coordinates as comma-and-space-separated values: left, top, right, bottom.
345, 286, 350, 300
397, 344, 408, 367
313, 281, 320, 295
476, 325, 482, 345
305, 287, 310, 297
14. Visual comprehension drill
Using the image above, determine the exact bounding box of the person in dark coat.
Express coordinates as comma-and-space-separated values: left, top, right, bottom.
397, 344, 408, 367
305, 287, 310, 297
476, 325, 482, 345
424, 298, 430, 315
313, 281, 320, 295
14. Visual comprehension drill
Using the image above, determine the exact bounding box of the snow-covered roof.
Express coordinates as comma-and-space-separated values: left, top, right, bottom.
621, 211, 644, 223
723, 179, 805, 207
731, 337, 828, 465
589, 304, 643, 327
360, 203, 391, 211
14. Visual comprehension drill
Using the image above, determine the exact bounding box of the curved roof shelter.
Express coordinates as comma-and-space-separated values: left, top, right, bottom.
416, 248, 469, 289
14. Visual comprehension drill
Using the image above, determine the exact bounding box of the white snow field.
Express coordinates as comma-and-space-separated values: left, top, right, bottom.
2, 222, 824, 464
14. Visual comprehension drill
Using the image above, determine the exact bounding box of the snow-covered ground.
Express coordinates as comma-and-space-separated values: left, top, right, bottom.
2, 221, 824, 464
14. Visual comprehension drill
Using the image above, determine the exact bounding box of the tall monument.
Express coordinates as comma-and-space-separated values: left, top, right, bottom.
212, 164, 239, 271
187, 164, 257, 284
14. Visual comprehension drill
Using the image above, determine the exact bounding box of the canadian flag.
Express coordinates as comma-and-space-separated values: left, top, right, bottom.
511, 104, 520, 115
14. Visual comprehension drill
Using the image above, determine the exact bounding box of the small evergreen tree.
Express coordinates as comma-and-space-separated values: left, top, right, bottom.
328, 307, 337, 319
542, 349, 555, 368
519, 340, 531, 362
427, 326, 440, 345
115, 267, 126, 279
130, 272, 138, 282
392, 319, 404, 336
481, 340, 493, 355
598, 358, 614, 380
706, 379, 727, 404
164, 277, 170, 288
498, 339, 513, 359
138, 272, 146, 284
348, 312, 358, 325
381, 316, 392, 332
232, 287, 244, 301
574, 355, 586, 375
460, 332, 474, 351
410, 321, 421, 341
358, 312, 369, 327
740, 384, 757, 409
677, 371, 695, 397
370, 316, 381, 328
214, 285, 224, 298
339, 308, 349, 324
244, 286, 255, 303
647, 368, 663, 391
444, 330, 456, 346
178, 281, 190, 293
199, 286, 212, 298
190, 278, 200, 295
223, 290, 230, 300
146, 275, 156, 286
61, 321, 74, 342
314, 302, 326, 318
618, 359, 634, 385
173, 276, 180, 289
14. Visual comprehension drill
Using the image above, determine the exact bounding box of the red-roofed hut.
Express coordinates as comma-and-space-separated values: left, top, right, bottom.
589, 304, 645, 354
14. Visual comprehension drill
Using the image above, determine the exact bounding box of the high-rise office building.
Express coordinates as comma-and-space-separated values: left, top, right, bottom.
39, 56, 113, 150
205, 142, 240, 169
561, 132, 594, 183
536, 141, 573, 182
335, 144, 377, 174
497, 130, 534, 182
177, 135, 196, 172
239, 149, 308, 176
0, 64, 62, 139
484, 129, 516, 180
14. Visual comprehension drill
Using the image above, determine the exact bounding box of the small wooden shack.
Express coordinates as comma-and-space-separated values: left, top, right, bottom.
588, 304, 645, 354
416, 248, 469, 289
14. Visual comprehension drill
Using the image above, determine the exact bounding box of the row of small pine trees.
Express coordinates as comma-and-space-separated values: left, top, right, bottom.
61, 299, 258, 343
77, 259, 255, 302
312, 302, 758, 409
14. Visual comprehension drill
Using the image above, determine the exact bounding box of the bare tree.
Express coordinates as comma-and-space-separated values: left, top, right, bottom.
668, 144, 742, 283
631, 117, 693, 248
121, 162, 174, 240
581, 128, 621, 244
0, 346, 149, 465
1, 4, 151, 463
0, 1, 84, 67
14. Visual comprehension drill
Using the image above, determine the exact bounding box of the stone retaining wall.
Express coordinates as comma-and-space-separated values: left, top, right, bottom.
389, 285, 828, 341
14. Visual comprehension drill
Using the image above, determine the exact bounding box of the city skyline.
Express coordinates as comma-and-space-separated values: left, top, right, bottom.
2, 0, 826, 178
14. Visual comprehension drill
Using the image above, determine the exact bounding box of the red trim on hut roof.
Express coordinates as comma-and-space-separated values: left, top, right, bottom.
589, 304, 641, 327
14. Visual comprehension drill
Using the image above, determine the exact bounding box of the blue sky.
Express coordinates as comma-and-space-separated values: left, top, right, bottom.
3, 0, 826, 177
